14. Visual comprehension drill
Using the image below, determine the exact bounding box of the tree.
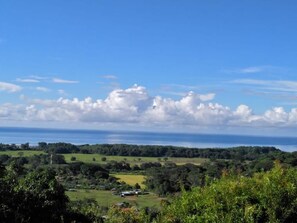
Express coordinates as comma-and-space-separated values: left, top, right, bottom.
21, 143, 29, 150
0, 167, 69, 223
38, 142, 48, 150
106, 206, 150, 223
16, 169, 69, 222
135, 183, 141, 189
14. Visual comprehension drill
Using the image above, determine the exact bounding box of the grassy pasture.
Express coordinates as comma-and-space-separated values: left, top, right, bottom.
0, 150, 45, 157
0, 150, 209, 166
113, 174, 146, 188
66, 189, 162, 208
63, 153, 208, 166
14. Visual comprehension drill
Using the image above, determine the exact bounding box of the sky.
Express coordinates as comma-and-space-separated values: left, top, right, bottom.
1, 0, 297, 135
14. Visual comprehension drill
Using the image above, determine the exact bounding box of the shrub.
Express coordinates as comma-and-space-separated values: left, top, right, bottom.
158, 162, 297, 223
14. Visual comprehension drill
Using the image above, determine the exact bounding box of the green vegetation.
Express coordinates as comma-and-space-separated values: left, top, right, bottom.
1, 142, 297, 222
157, 162, 297, 223
67, 189, 161, 208
63, 153, 207, 165
0, 150, 45, 157
0, 166, 69, 222
0, 149, 207, 166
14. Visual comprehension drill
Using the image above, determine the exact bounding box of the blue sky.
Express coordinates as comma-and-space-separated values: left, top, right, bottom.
1, 0, 297, 135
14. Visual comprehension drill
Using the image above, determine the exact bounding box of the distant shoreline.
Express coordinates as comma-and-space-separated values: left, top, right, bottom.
0, 126, 297, 152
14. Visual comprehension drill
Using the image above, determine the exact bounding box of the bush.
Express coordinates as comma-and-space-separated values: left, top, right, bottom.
158, 162, 297, 223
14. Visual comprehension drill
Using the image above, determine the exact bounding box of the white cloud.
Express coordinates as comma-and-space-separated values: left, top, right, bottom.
29, 75, 48, 80
58, 89, 66, 95
52, 78, 78, 84
264, 107, 288, 124
238, 66, 264, 73
3, 85, 297, 131
225, 65, 277, 74
231, 79, 297, 93
101, 75, 117, 80
0, 82, 22, 93
36, 87, 50, 92
231, 79, 269, 85
16, 78, 40, 83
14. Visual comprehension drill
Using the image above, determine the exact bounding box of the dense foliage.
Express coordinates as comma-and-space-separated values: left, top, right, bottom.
158, 163, 297, 223
0, 165, 68, 223
80, 144, 281, 160
0, 142, 280, 160
1, 142, 297, 222
145, 164, 206, 195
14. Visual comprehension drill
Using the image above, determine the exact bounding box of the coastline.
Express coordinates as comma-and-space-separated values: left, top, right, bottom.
0, 126, 297, 151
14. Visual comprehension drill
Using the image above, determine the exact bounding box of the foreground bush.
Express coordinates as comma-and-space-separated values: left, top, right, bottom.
0, 166, 68, 223
158, 162, 297, 223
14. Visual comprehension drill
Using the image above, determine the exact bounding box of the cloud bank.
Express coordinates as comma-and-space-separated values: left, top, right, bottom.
1, 85, 297, 131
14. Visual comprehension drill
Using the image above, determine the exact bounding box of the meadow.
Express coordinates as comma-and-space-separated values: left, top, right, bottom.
63, 153, 208, 166
66, 189, 162, 208
0, 149, 205, 208
112, 174, 146, 188
0, 150, 45, 156
0, 150, 208, 166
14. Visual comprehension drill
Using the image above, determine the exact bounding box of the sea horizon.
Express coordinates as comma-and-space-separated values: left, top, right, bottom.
0, 126, 297, 152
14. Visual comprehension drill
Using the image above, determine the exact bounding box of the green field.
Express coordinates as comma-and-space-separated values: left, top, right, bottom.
63, 153, 208, 166
113, 174, 146, 188
0, 150, 208, 166
66, 189, 162, 208
0, 150, 45, 156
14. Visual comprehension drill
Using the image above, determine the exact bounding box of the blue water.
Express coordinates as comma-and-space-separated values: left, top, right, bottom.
0, 127, 297, 151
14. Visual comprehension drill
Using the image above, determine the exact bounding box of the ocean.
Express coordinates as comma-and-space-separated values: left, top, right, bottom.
0, 127, 296, 152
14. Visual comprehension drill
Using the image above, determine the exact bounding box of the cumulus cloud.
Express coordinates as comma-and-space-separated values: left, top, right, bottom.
2, 84, 297, 130
0, 82, 22, 93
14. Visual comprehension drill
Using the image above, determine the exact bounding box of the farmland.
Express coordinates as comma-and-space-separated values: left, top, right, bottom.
1, 143, 294, 222
112, 174, 146, 188
63, 153, 208, 166
0, 149, 204, 208
66, 189, 162, 208
0, 150, 208, 166
0, 150, 45, 156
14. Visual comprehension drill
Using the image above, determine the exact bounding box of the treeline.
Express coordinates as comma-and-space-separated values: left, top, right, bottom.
144, 158, 277, 196
0, 142, 285, 160
27, 142, 283, 160
80, 144, 281, 160
145, 163, 206, 195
